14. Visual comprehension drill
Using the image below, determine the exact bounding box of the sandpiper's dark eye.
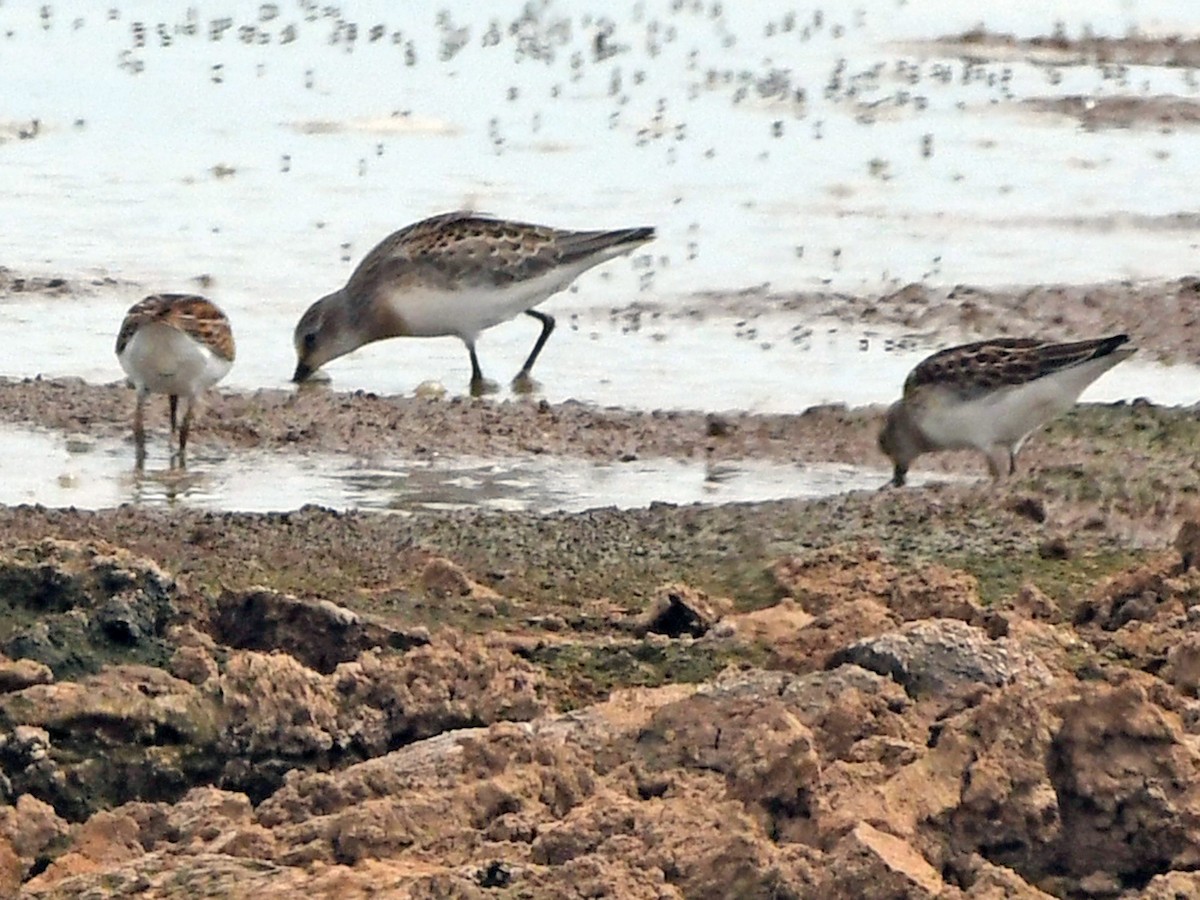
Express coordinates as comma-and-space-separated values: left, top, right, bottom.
304, 333, 316, 350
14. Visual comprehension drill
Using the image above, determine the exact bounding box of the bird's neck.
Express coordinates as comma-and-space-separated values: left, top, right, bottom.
353, 289, 411, 343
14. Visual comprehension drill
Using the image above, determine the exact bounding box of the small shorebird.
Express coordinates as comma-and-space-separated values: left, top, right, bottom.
115, 294, 235, 466
879, 334, 1134, 487
291, 211, 655, 394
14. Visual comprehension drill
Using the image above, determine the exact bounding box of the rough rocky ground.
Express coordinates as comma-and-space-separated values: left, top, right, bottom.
1, 500, 1200, 899
0, 280, 1199, 899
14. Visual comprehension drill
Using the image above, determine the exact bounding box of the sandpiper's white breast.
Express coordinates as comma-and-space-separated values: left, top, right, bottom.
119, 322, 232, 396
384, 250, 633, 341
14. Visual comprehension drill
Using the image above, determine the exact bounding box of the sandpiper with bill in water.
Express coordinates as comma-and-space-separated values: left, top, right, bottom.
291, 211, 655, 395
878, 334, 1135, 486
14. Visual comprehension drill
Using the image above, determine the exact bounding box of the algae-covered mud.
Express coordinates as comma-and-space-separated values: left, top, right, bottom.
4, 0, 1200, 897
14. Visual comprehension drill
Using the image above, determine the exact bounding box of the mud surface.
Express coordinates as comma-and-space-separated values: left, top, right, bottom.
923, 28, 1200, 68
0, 374, 885, 465
1023, 95, 1200, 130
674, 278, 1200, 366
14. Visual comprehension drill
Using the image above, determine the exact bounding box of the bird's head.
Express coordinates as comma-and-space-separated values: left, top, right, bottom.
292, 291, 357, 382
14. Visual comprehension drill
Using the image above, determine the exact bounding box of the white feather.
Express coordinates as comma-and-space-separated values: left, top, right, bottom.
118, 322, 232, 397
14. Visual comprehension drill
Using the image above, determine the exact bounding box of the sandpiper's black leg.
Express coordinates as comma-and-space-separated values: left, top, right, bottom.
1008, 449, 1017, 476
467, 341, 498, 397
468, 342, 484, 384
518, 310, 556, 378
985, 447, 1008, 480
133, 391, 147, 470
169, 395, 179, 434
513, 310, 556, 394
177, 398, 194, 467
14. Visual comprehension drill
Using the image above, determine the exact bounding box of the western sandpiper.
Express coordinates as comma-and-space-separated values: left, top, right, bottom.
115, 293, 235, 465
879, 334, 1134, 486
291, 211, 655, 394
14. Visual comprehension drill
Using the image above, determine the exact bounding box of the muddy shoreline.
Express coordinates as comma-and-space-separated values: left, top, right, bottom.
0, 273, 1196, 474
3, 302, 1200, 897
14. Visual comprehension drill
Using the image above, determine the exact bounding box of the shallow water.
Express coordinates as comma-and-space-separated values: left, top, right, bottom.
0, 424, 945, 513
1, 0, 1198, 509
4, 297, 1196, 412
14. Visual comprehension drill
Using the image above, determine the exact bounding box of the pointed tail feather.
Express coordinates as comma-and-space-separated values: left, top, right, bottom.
558, 226, 655, 263
1035, 333, 1132, 375
1091, 333, 1131, 359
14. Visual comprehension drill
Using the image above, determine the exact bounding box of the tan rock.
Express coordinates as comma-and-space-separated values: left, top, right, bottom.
213, 588, 428, 674
0, 794, 69, 864
0, 665, 215, 748
935, 682, 1064, 874
0, 837, 19, 897
773, 597, 898, 673
1164, 633, 1200, 697
420, 557, 501, 602
637, 685, 821, 834
961, 855, 1054, 898
170, 644, 218, 684
821, 822, 946, 898
167, 623, 217, 652
1075, 556, 1197, 631
156, 787, 255, 850
1141, 870, 1200, 899
1176, 519, 1200, 571
1002, 583, 1061, 623
28, 810, 142, 889
1050, 674, 1200, 878
116, 789, 271, 865
719, 597, 814, 654
219, 651, 341, 757
0, 656, 53, 693
870, 734, 975, 839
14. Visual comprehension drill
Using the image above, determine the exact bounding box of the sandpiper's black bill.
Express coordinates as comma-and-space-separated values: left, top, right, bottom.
292, 362, 313, 383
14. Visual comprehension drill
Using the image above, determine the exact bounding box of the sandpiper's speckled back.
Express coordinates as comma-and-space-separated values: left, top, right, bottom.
344, 211, 655, 297
903, 334, 1130, 400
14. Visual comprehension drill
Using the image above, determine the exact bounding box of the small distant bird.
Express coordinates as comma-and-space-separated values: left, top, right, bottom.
879, 334, 1134, 487
291, 211, 655, 394
115, 294, 235, 465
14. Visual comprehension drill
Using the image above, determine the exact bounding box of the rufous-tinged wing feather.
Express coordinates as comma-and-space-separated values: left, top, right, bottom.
116, 294, 235, 361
